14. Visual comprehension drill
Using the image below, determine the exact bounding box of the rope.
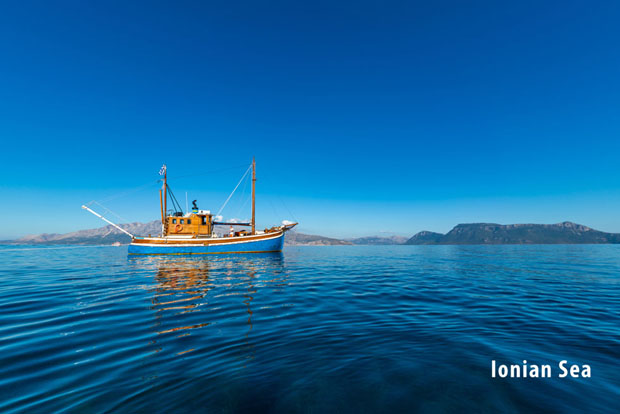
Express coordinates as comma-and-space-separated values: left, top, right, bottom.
90, 201, 131, 224
235, 192, 251, 218
278, 195, 298, 222
216, 163, 252, 217
268, 199, 280, 218
82, 164, 256, 223
170, 164, 250, 181
83, 179, 162, 225
234, 174, 251, 217
89, 165, 248, 206
82, 201, 132, 224
167, 185, 184, 214
93, 180, 160, 205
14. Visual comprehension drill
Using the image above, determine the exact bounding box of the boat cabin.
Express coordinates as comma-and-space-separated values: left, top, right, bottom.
166, 210, 213, 236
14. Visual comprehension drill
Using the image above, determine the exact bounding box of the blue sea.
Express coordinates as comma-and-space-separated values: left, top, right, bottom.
1, 245, 619, 413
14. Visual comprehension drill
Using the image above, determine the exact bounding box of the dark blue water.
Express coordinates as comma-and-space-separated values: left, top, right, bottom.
1, 245, 619, 413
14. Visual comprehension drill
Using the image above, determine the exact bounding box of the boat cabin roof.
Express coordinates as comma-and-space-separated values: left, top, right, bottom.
170, 210, 212, 218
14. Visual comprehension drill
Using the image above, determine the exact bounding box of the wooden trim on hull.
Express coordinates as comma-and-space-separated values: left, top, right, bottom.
131, 230, 284, 245
128, 230, 286, 255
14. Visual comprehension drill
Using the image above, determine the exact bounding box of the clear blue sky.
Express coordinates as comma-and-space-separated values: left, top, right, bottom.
1, 1, 620, 239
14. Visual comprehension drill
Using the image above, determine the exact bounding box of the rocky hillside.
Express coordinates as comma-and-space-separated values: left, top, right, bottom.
11, 221, 162, 245
406, 222, 620, 245
404, 231, 444, 245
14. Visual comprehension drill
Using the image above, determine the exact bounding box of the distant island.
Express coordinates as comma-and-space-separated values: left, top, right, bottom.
3, 221, 619, 246
406, 222, 620, 245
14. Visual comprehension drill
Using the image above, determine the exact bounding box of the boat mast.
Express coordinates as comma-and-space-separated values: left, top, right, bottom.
251, 158, 256, 235
163, 164, 167, 234
159, 189, 164, 231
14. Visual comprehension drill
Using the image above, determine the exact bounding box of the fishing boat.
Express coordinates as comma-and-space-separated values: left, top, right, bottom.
82, 159, 297, 255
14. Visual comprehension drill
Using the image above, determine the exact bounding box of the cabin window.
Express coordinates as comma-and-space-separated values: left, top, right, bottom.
172, 219, 177, 224
201, 216, 207, 225
180, 219, 184, 224
187, 219, 191, 224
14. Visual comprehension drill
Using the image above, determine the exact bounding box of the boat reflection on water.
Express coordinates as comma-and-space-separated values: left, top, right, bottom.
128, 252, 288, 363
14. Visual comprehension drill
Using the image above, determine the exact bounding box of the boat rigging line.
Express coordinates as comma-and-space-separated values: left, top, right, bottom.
81, 205, 135, 238
166, 184, 184, 214
169, 164, 251, 181
95, 180, 161, 205
278, 195, 298, 223
84, 201, 131, 225
216, 163, 253, 217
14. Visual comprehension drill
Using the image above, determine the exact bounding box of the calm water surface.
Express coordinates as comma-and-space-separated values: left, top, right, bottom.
0, 245, 619, 413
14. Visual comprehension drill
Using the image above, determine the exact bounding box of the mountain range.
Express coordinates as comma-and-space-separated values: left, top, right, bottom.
2, 221, 361, 246
7, 221, 161, 245
405, 222, 620, 245
3, 221, 619, 246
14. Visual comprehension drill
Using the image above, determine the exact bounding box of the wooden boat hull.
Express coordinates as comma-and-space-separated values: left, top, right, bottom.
127, 231, 285, 255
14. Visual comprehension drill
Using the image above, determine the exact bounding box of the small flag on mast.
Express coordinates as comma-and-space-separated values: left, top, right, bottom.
159, 164, 167, 176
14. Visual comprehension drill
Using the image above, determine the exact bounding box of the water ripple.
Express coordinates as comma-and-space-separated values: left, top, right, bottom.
0, 245, 619, 412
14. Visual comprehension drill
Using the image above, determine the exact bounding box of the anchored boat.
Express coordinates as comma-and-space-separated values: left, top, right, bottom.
83, 159, 297, 255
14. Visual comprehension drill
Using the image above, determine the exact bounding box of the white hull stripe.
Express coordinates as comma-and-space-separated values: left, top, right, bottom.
130, 233, 284, 248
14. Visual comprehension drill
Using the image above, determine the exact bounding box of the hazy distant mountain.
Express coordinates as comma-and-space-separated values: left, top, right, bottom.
348, 235, 409, 245
284, 231, 352, 246
11, 221, 162, 245
285, 232, 410, 246
406, 222, 620, 245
